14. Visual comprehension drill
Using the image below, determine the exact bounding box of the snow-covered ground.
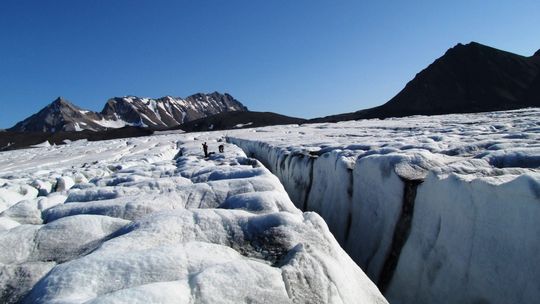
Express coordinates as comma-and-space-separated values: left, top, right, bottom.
0, 132, 386, 303
227, 108, 540, 304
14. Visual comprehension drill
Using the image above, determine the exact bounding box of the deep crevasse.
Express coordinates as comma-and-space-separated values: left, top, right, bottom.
227, 136, 540, 304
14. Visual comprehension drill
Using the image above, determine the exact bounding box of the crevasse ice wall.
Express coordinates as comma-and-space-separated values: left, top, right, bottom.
227, 108, 540, 304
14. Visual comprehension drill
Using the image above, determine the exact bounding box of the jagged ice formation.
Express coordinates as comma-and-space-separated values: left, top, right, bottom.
227, 108, 540, 304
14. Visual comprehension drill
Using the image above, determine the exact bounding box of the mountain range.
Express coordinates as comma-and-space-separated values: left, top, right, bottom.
3, 41, 540, 148
9, 92, 247, 132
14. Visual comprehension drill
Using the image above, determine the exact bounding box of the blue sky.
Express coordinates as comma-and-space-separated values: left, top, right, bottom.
1, 0, 539, 128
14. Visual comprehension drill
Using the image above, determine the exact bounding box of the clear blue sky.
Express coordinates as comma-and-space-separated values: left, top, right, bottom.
1, 0, 539, 128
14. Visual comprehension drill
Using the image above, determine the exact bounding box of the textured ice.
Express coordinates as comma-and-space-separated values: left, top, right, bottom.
227, 108, 540, 304
0, 131, 386, 303
4, 108, 537, 304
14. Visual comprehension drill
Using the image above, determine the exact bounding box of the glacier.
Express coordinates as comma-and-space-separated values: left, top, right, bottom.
0, 131, 386, 303
227, 108, 540, 304
1, 108, 539, 303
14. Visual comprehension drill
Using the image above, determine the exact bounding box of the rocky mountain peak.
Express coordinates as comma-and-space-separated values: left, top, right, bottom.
52, 96, 69, 103
311, 42, 540, 123
49, 97, 78, 111
446, 41, 492, 56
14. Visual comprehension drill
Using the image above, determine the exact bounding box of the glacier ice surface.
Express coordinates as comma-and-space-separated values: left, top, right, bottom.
227, 108, 540, 304
0, 130, 386, 303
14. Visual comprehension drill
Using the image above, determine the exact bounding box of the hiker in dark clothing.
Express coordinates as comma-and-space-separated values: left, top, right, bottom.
218, 144, 224, 153
202, 142, 208, 157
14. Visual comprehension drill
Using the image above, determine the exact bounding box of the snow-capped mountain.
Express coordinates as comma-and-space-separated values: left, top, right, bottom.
101, 92, 247, 129
9, 92, 247, 132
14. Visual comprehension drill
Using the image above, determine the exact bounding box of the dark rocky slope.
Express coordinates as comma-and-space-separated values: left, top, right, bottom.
178, 111, 306, 132
312, 42, 540, 122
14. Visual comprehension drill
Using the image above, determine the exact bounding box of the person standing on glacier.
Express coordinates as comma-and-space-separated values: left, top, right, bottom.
202, 142, 208, 157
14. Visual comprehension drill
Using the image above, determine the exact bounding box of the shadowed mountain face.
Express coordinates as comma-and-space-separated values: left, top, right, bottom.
177, 111, 306, 132
9, 92, 247, 132
313, 42, 540, 122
